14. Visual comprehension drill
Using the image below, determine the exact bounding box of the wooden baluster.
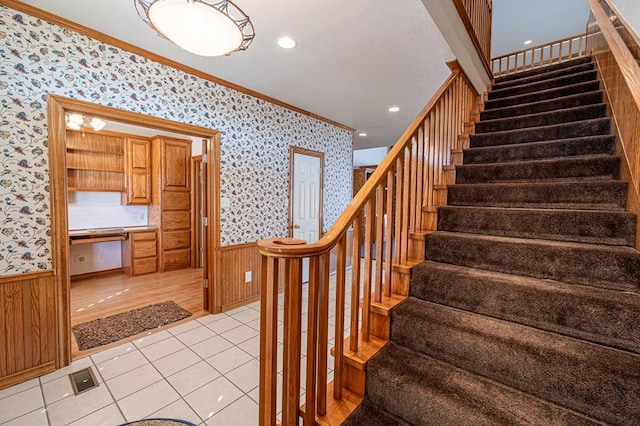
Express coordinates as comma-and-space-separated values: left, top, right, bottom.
409, 136, 418, 233
259, 256, 279, 426
374, 185, 384, 302
415, 125, 425, 234
316, 254, 329, 415
394, 158, 404, 263
282, 257, 303, 426
384, 171, 394, 297
362, 198, 374, 341
303, 256, 320, 425
559, 40, 563, 63
333, 236, 347, 399
569, 38, 574, 58
349, 216, 361, 352
401, 147, 411, 263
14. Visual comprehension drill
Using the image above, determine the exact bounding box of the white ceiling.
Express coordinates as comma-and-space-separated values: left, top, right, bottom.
17, 0, 595, 151
19, 0, 454, 150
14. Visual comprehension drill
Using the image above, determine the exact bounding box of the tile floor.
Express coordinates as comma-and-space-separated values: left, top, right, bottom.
0, 277, 354, 426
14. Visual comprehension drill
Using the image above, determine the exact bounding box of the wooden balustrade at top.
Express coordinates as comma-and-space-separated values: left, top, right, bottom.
453, 0, 493, 76
491, 33, 588, 77
257, 60, 480, 426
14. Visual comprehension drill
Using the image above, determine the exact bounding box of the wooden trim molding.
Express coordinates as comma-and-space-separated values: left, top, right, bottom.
0, 0, 353, 132
221, 242, 257, 251
48, 95, 222, 367
0, 269, 54, 284
288, 146, 325, 238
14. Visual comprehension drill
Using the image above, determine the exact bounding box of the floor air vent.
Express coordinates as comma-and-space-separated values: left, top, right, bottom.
69, 367, 99, 395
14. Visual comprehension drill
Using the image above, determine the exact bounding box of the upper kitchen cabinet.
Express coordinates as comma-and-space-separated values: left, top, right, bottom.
122, 137, 152, 205
149, 136, 192, 272
66, 130, 124, 192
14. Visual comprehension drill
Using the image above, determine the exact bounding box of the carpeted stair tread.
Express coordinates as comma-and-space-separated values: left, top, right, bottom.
341, 399, 411, 426
491, 61, 594, 91
437, 205, 637, 246
480, 91, 603, 121
470, 118, 610, 148
410, 261, 640, 354
365, 342, 604, 426
455, 154, 620, 184
447, 180, 628, 210
484, 80, 601, 110
488, 69, 598, 100
390, 298, 640, 425
424, 231, 640, 291
493, 57, 592, 84
463, 135, 616, 164
475, 103, 606, 133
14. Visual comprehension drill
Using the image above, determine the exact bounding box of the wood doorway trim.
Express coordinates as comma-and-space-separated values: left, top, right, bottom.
47, 95, 222, 368
288, 146, 325, 238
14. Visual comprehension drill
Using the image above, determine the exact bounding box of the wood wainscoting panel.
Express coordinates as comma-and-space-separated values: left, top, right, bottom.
220, 243, 262, 310
0, 271, 56, 390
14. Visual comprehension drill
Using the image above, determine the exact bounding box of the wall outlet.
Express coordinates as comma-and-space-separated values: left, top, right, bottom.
78, 256, 85, 262
245, 271, 252, 283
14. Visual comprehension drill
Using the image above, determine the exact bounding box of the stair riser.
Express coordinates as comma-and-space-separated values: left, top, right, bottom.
424, 233, 640, 291
494, 57, 592, 84
492, 62, 595, 91
455, 156, 621, 184
410, 261, 640, 353
484, 81, 601, 110
437, 207, 637, 246
475, 104, 606, 134
447, 182, 628, 210
366, 343, 600, 426
480, 91, 603, 121
390, 300, 640, 425
470, 118, 610, 148
489, 70, 598, 100
463, 136, 616, 164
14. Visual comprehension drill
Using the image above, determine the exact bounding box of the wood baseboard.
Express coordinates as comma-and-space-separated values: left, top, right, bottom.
70, 268, 124, 282
0, 362, 55, 391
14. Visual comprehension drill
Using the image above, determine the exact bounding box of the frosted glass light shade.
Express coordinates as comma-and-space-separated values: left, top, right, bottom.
136, 0, 255, 57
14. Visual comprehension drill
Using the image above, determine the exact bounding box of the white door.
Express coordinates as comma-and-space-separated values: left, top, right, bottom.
291, 151, 322, 282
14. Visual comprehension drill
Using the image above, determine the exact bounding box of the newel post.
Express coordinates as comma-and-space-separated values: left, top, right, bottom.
258, 238, 306, 426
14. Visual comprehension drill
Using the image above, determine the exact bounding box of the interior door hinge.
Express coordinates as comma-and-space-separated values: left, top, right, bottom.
203, 216, 208, 227
202, 153, 208, 163
203, 278, 209, 288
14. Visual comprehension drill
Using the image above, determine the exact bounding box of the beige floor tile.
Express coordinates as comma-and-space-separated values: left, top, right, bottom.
166, 361, 220, 397
117, 380, 180, 422
66, 403, 125, 426
205, 395, 258, 426
206, 347, 253, 374
184, 377, 243, 421
0, 386, 44, 424
106, 364, 163, 400
153, 348, 201, 377
47, 384, 114, 426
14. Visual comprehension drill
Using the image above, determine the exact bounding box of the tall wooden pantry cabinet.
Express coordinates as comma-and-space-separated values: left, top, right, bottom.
148, 136, 192, 271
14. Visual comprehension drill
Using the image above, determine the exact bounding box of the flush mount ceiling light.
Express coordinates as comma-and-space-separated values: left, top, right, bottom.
134, 0, 255, 56
524, 40, 533, 45
388, 106, 400, 112
65, 113, 106, 132
358, 132, 368, 137
277, 36, 297, 49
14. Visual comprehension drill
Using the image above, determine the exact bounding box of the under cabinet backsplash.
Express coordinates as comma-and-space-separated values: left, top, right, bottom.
68, 191, 148, 230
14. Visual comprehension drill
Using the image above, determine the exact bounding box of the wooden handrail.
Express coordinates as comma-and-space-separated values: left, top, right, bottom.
258, 59, 480, 425
452, 0, 493, 77
587, 0, 640, 249
491, 33, 587, 77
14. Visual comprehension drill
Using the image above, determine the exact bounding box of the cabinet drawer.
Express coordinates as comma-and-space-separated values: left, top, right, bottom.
163, 191, 190, 211
134, 240, 157, 258
133, 257, 157, 275
163, 211, 190, 230
132, 231, 157, 242
163, 230, 190, 250
163, 249, 191, 271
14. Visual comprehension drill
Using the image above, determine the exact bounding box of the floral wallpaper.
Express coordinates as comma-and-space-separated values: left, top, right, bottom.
0, 5, 353, 274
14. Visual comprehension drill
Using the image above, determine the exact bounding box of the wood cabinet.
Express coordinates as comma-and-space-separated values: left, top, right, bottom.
149, 137, 192, 272
66, 130, 124, 191
122, 230, 158, 276
122, 137, 152, 205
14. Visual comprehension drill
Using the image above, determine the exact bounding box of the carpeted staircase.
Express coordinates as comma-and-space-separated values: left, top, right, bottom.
344, 57, 640, 425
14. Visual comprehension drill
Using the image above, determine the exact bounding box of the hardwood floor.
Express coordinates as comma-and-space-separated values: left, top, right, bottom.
70, 268, 206, 360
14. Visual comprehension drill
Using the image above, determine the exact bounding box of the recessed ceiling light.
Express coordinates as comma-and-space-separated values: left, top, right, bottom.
277, 36, 297, 49
524, 40, 532, 45
358, 132, 367, 137
388, 106, 400, 112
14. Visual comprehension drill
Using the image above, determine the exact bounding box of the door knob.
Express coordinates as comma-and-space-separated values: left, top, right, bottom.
293, 224, 301, 229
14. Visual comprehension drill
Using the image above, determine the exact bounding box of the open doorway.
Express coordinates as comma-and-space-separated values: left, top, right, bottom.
48, 95, 221, 367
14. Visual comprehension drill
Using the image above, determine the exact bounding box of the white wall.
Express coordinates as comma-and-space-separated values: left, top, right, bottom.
69, 241, 122, 275
68, 192, 148, 230
353, 147, 389, 167
610, 0, 640, 37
